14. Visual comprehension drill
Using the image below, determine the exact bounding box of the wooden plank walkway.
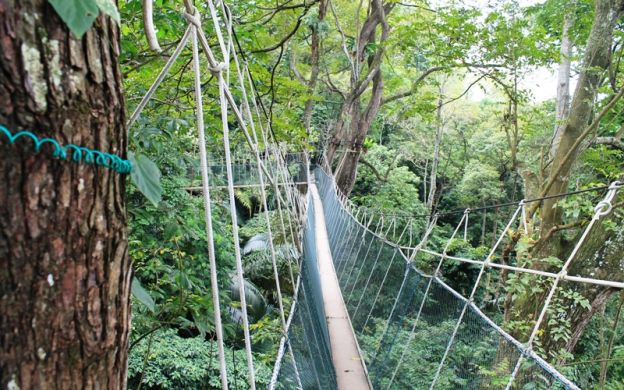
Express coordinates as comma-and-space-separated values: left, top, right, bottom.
310, 182, 372, 390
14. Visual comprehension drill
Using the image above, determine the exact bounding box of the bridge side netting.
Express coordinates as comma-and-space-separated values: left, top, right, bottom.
206, 153, 308, 187
271, 193, 337, 390
316, 166, 575, 390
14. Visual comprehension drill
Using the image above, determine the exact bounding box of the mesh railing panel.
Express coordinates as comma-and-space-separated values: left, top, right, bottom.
315, 166, 575, 390
272, 194, 337, 390
207, 153, 308, 187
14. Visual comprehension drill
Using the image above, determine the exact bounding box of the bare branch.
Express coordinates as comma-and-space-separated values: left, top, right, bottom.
593, 136, 624, 150
381, 62, 503, 105
289, 50, 309, 85
438, 73, 489, 108
323, 70, 346, 99
251, 2, 317, 53
143, 0, 162, 52
359, 157, 387, 182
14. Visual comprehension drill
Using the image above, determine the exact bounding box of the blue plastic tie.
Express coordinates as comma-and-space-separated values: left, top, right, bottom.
0, 125, 132, 174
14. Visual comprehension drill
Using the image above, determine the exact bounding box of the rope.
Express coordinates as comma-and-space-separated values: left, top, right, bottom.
0, 126, 132, 174
132, 1, 312, 388
356, 221, 412, 331
268, 275, 302, 389
340, 182, 617, 222
368, 215, 439, 366
184, 2, 258, 386
225, 11, 303, 385
386, 212, 467, 389
340, 213, 375, 286
189, 22, 229, 389
349, 219, 400, 310
337, 210, 369, 277
428, 204, 524, 389
242, 70, 300, 276
127, 24, 192, 129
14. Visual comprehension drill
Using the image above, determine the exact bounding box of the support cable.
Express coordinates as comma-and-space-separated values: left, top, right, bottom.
504, 182, 622, 390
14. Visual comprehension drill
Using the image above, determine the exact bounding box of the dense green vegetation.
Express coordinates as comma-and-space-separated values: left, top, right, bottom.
115, 0, 624, 388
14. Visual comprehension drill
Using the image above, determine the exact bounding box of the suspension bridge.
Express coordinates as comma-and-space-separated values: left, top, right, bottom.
122, 1, 624, 389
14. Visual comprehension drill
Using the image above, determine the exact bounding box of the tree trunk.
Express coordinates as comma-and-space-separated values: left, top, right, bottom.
335, 65, 385, 194
558, 204, 624, 356
328, 0, 393, 194
0, 2, 130, 389
427, 87, 444, 211
539, 0, 624, 233
550, 7, 573, 159
303, 0, 327, 134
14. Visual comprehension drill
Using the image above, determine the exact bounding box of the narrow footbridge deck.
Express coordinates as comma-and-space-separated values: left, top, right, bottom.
310, 183, 371, 389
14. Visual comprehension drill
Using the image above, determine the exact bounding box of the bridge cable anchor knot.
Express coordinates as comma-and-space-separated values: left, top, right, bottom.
594, 180, 621, 217
208, 62, 227, 75
183, 7, 202, 29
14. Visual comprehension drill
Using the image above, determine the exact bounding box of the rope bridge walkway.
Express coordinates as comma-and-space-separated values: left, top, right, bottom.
270, 164, 623, 389
126, 1, 624, 388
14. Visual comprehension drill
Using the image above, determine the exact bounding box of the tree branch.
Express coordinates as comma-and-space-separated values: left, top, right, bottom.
593, 136, 624, 150
381, 62, 503, 105
438, 73, 489, 109
251, 1, 316, 53
528, 87, 624, 217
359, 157, 387, 182
289, 50, 309, 85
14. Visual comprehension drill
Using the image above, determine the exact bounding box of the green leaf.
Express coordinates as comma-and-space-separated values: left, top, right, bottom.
49, 0, 99, 39
131, 277, 155, 312
95, 0, 120, 23
129, 151, 162, 205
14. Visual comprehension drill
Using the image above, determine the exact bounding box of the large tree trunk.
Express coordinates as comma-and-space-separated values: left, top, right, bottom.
549, 7, 573, 159
0, 2, 131, 389
539, 0, 624, 234
303, 0, 327, 134
506, 0, 624, 360
427, 86, 444, 211
559, 204, 624, 355
335, 66, 385, 194
329, 0, 392, 194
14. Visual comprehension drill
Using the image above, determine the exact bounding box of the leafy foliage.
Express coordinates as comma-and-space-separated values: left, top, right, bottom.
128, 329, 271, 390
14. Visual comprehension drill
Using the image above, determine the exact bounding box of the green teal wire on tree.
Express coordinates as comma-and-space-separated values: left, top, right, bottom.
0, 125, 132, 174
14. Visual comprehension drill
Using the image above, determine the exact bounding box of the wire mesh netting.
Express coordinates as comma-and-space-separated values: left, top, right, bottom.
271, 194, 337, 390
315, 166, 576, 390
206, 153, 308, 187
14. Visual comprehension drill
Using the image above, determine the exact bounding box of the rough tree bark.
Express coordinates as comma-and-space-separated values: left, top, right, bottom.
0, 2, 131, 389
559, 203, 624, 354
504, 200, 624, 358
